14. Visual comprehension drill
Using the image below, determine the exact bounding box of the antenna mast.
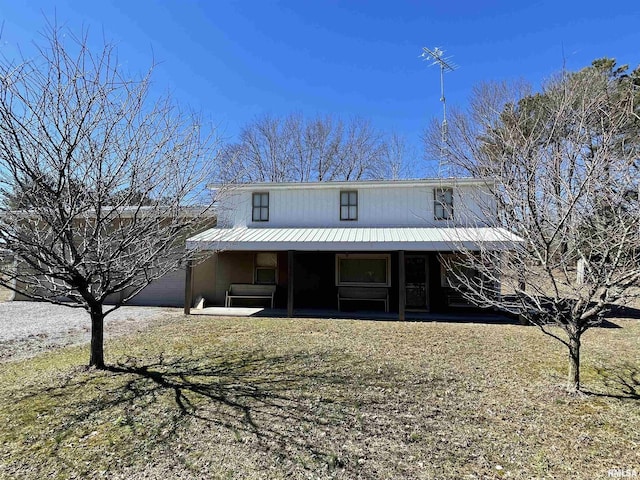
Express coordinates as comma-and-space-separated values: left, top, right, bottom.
420, 46, 458, 177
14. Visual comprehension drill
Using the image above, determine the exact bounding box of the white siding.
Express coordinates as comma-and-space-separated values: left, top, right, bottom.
217, 182, 494, 228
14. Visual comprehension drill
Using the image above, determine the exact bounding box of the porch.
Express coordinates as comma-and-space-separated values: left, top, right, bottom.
184, 226, 520, 320
184, 250, 488, 320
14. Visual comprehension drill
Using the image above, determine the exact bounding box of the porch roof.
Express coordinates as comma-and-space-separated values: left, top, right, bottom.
186, 226, 522, 252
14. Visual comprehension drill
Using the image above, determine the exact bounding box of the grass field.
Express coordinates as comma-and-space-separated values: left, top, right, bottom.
0, 285, 13, 303
0, 315, 638, 479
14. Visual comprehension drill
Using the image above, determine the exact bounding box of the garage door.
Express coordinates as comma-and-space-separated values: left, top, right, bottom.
128, 268, 185, 307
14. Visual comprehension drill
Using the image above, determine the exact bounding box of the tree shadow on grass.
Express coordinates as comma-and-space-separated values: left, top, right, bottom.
604, 304, 640, 320
583, 363, 640, 400
12, 349, 386, 475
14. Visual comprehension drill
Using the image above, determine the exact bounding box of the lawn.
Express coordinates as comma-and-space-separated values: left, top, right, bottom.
0, 315, 638, 479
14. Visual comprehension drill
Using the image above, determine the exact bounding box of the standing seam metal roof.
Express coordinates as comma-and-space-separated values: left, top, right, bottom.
186, 227, 522, 252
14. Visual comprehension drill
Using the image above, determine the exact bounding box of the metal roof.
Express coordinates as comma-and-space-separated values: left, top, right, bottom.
187, 227, 522, 252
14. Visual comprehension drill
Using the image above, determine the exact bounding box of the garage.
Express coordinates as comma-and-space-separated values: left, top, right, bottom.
126, 267, 186, 307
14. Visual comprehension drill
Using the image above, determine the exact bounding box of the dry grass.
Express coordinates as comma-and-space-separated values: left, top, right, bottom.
0, 285, 13, 302
0, 315, 638, 479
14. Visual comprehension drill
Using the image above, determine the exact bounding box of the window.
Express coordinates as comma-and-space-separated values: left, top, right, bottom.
440, 253, 477, 288
252, 192, 269, 222
440, 253, 481, 307
434, 187, 454, 220
255, 252, 277, 284
340, 191, 358, 221
336, 254, 390, 286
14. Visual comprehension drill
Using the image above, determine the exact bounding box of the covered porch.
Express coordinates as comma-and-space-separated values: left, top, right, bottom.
184, 226, 520, 320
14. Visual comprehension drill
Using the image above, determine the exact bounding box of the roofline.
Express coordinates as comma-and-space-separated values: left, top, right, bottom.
208, 177, 493, 191
186, 226, 522, 252
5, 205, 217, 219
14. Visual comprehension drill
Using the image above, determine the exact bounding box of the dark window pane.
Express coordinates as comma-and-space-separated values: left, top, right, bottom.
339, 258, 387, 284
256, 268, 276, 284
434, 188, 453, 220
253, 193, 269, 221
340, 191, 357, 220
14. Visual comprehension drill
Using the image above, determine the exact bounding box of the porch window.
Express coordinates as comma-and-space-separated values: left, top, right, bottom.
434, 187, 453, 220
440, 253, 479, 306
340, 191, 358, 221
252, 192, 269, 222
255, 252, 277, 284
336, 254, 390, 286
440, 253, 478, 288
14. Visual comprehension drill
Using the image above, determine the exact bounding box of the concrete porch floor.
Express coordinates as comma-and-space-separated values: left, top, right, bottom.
189, 306, 518, 324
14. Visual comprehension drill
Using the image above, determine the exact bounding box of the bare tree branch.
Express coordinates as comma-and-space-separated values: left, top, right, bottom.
425, 59, 640, 392
0, 23, 224, 368
219, 113, 409, 182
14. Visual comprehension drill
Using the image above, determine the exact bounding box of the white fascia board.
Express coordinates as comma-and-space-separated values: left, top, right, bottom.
207, 177, 493, 191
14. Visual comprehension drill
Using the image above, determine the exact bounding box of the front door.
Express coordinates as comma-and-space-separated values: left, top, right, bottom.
405, 255, 429, 311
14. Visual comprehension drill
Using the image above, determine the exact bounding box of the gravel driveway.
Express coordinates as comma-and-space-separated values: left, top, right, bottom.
0, 301, 180, 362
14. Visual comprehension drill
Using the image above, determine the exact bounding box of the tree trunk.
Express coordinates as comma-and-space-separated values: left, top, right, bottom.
567, 335, 581, 392
89, 304, 105, 369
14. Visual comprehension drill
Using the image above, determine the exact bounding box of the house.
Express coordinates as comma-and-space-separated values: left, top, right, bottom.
184, 178, 520, 319
8, 206, 215, 307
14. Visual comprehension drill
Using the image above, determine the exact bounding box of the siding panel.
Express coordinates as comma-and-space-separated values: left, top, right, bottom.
218, 181, 493, 229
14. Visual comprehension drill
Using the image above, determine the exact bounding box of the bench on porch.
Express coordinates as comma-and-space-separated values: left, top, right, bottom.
337, 286, 389, 313
225, 284, 276, 308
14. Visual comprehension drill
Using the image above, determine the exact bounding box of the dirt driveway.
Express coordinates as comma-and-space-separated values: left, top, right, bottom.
0, 301, 181, 362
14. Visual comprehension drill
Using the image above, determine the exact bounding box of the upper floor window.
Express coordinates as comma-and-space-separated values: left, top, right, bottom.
434, 187, 454, 220
340, 191, 358, 221
252, 192, 269, 222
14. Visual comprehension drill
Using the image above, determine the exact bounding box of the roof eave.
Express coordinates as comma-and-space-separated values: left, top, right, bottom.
207, 177, 494, 191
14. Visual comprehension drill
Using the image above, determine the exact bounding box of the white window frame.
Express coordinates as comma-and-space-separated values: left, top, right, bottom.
335, 253, 391, 287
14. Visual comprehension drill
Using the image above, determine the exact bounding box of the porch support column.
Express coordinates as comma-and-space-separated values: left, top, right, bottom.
287, 250, 294, 318
184, 259, 193, 315
398, 250, 406, 321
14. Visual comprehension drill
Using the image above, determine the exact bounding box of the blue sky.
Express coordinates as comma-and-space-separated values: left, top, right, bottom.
1, 0, 639, 172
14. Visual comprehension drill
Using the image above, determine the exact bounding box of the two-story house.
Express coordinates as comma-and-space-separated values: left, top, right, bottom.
184, 178, 520, 319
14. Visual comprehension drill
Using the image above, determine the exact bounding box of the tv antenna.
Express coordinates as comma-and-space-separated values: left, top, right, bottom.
420, 46, 458, 177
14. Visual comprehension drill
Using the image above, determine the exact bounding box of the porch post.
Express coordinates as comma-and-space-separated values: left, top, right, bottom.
287, 250, 294, 318
398, 250, 406, 321
184, 259, 193, 315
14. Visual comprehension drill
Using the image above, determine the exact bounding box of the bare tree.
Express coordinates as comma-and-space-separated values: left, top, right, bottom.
0, 24, 223, 368
425, 60, 640, 392
220, 113, 401, 182
378, 131, 415, 180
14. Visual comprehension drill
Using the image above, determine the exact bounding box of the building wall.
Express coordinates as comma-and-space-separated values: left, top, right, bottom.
191, 255, 218, 305
126, 268, 186, 307
191, 252, 256, 306
218, 183, 494, 228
